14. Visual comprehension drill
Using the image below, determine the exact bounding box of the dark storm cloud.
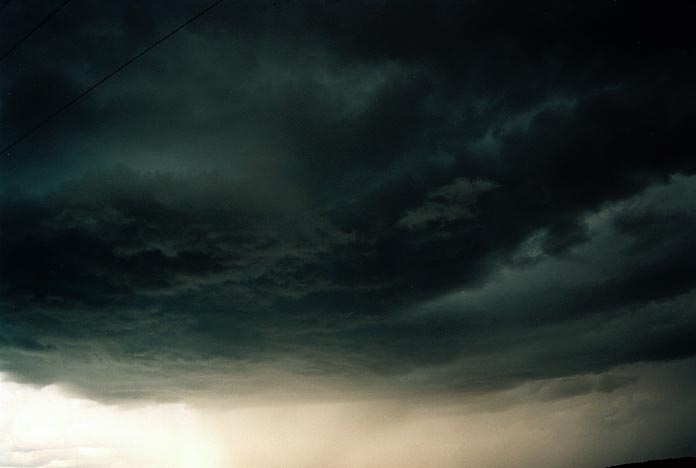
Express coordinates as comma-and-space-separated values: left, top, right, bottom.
0, 166, 353, 306
1, 0, 695, 400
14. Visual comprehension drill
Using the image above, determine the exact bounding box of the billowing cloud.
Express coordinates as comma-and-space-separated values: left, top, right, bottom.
1, 0, 695, 466
1, 173, 695, 402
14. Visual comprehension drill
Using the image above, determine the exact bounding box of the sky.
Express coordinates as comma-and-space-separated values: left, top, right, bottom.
0, 1, 695, 467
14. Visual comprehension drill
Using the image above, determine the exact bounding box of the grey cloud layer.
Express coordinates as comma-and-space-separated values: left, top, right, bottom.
1, 0, 695, 401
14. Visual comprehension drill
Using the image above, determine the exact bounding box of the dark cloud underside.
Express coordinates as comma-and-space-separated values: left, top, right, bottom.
0, 0, 695, 401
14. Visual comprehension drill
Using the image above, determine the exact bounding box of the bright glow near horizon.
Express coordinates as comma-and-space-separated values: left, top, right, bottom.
2, 363, 692, 468
0, 373, 225, 468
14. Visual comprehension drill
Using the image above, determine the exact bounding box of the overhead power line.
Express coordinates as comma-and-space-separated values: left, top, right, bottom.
1, 0, 227, 157
0, 0, 14, 14
0, 0, 73, 63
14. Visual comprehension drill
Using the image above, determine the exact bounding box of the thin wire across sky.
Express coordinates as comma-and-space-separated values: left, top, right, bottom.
1, 0, 228, 157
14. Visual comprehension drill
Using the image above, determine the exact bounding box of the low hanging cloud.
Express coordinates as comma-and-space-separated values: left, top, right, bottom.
1, 174, 696, 402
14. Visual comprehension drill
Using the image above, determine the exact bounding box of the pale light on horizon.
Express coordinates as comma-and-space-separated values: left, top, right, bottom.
2, 360, 694, 468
